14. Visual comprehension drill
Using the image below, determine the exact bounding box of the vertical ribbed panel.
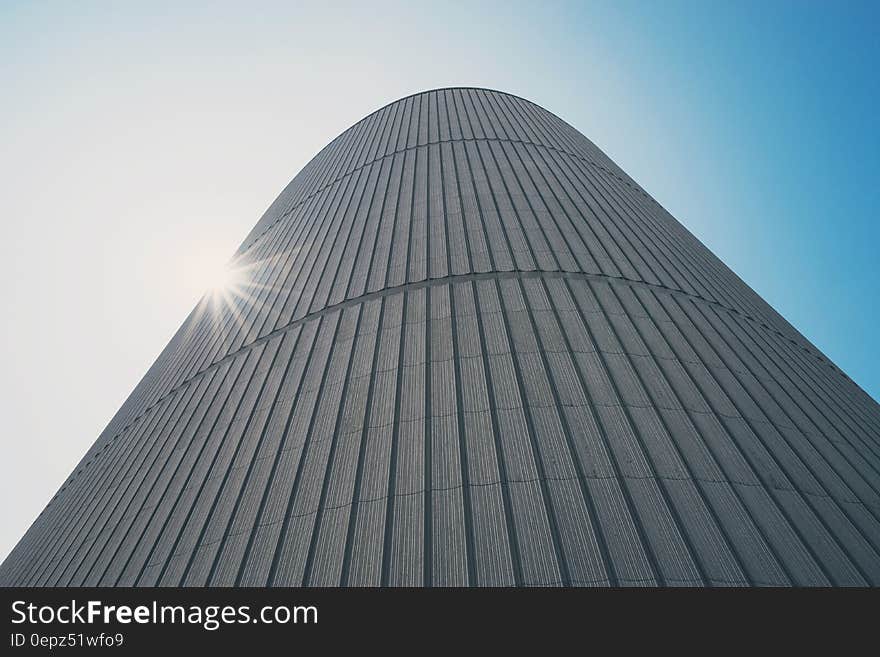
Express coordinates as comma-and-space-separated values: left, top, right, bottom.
3, 88, 879, 587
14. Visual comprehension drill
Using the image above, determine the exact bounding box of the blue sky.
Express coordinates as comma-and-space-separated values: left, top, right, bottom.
0, 1, 877, 561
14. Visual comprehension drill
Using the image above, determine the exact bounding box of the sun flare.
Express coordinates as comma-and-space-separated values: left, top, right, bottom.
208, 262, 245, 297
184, 247, 285, 342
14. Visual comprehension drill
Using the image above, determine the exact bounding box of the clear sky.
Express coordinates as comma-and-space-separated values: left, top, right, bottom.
1, 1, 877, 564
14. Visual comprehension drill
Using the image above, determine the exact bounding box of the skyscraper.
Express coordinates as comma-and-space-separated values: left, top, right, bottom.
3, 88, 879, 587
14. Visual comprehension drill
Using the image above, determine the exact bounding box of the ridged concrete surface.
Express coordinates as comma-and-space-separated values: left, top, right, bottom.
3, 88, 879, 586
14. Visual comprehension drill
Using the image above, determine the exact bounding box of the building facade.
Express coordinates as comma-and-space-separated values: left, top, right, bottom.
3, 88, 880, 586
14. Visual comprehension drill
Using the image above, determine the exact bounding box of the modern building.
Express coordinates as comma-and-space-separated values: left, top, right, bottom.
2, 88, 879, 587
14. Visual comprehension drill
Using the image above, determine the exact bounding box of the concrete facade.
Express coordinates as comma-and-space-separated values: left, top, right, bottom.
3, 88, 880, 586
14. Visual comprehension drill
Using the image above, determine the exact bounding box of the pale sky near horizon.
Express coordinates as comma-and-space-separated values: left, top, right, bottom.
1, 1, 877, 564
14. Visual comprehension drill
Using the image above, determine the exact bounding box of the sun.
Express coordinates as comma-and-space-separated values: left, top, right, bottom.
184, 247, 283, 338
208, 262, 245, 296
204, 260, 253, 315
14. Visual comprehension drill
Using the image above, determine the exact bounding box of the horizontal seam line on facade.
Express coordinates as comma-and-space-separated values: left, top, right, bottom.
45, 269, 846, 505
133, 473, 873, 582
237, 135, 656, 257
320, 87, 554, 145
240, 470, 870, 522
